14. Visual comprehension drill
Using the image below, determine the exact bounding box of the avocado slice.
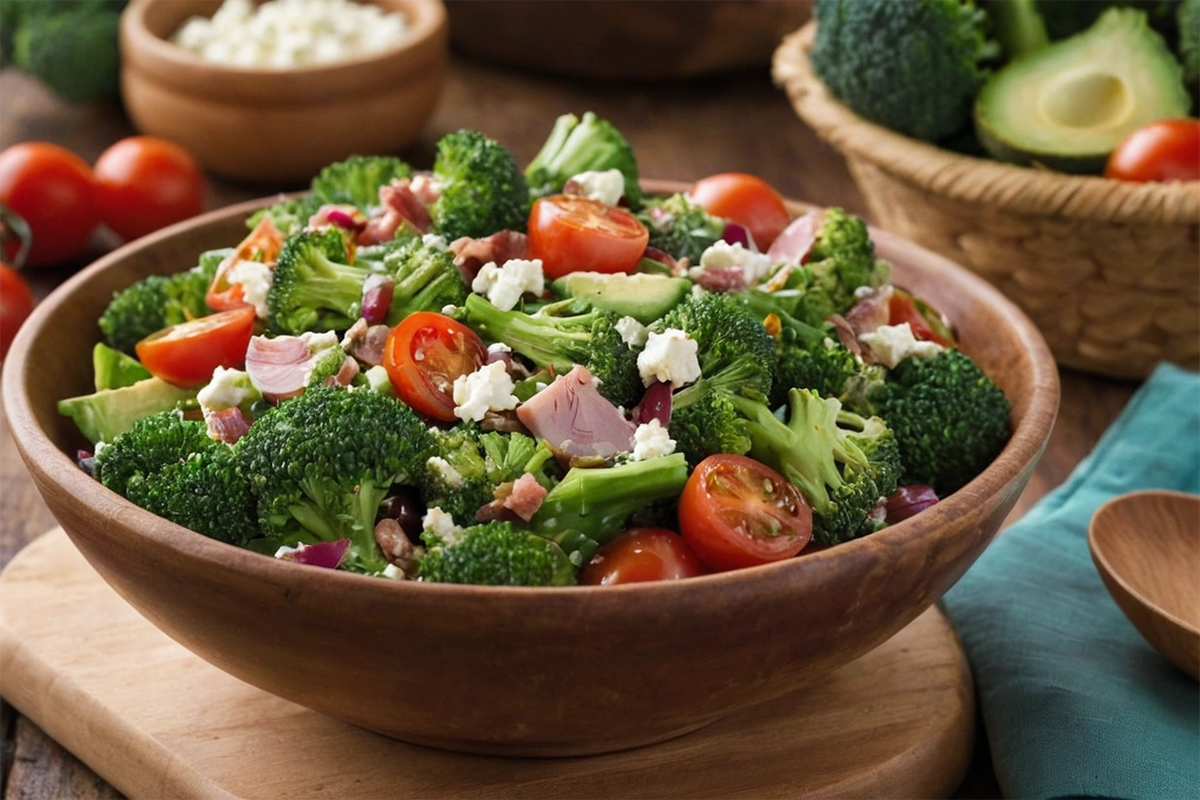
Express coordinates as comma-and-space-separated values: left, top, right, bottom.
550, 272, 691, 324
975, 8, 1191, 173
59, 378, 199, 444
92, 343, 152, 391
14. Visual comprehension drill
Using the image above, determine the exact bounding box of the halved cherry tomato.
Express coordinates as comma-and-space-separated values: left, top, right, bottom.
135, 306, 257, 388
1104, 119, 1200, 183
0, 142, 98, 266
690, 173, 790, 250
1, 263, 34, 360
207, 216, 285, 311
889, 288, 956, 348
93, 136, 206, 242
581, 528, 708, 585
679, 454, 812, 572
384, 311, 487, 421
527, 195, 649, 279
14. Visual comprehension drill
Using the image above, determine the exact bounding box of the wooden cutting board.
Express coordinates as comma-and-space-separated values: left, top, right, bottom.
0, 529, 976, 799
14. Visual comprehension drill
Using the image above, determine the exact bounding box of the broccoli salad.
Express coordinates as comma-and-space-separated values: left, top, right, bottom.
60, 112, 1012, 586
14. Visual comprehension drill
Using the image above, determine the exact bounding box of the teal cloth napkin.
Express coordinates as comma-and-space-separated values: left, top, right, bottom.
943, 362, 1200, 799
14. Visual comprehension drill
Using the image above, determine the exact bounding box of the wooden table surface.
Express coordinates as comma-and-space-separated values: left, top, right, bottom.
0, 49, 1140, 800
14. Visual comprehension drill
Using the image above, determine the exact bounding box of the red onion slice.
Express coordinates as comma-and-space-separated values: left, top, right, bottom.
636, 381, 673, 426
326, 208, 363, 232
721, 222, 756, 251
885, 485, 939, 524
289, 539, 351, 569
361, 275, 394, 325
767, 211, 819, 266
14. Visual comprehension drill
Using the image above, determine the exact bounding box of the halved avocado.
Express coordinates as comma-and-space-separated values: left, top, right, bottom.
975, 7, 1191, 173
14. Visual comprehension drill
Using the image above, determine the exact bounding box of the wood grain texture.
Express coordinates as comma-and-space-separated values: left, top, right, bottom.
1090, 490, 1200, 680
1, 529, 974, 800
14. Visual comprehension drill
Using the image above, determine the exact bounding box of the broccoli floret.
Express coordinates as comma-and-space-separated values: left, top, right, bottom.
524, 111, 642, 206
378, 237, 471, 324
668, 363, 759, 468
266, 227, 374, 335
246, 195, 325, 237
310, 155, 412, 212
94, 409, 213, 498
635, 193, 726, 262
731, 389, 902, 545
528, 453, 690, 551
418, 521, 577, 586
238, 383, 435, 574
655, 291, 775, 391
479, 430, 560, 487
863, 349, 1011, 496
98, 255, 222, 353
430, 130, 530, 241
463, 294, 643, 408
810, 0, 994, 141
10, 0, 124, 103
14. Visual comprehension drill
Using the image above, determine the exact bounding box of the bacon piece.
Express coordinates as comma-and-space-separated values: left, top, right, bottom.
828, 314, 863, 359
203, 406, 251, 444
349, 324, 390, 368
449, 231, 529, 283
515, 365, 636, 460
844, 285, 894, 338
694, 265, 747, 293
326, 356, 360, 387
309, 204, 367, 233
503, 473, 548, 522
358, 179, 432, 244
767, 210, 820, 266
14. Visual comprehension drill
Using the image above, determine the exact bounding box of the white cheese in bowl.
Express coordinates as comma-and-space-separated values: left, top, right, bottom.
171, 0, 411, 69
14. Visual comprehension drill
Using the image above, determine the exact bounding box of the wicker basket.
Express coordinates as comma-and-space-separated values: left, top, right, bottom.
773, 23, 1200, 380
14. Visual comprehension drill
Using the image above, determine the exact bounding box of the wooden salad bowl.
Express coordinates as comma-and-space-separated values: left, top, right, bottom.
1, 182, 1060, 756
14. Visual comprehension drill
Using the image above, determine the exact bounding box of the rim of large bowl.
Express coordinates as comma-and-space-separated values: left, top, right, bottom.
2, 182, 1060, 604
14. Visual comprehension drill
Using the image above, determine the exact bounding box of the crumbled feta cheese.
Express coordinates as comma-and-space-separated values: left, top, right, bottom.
637, 328, 701, 387
427, 456, 465, 489
441, 304, 457, 316
632, 419, 676, 461
421, 233, 448, 251
567, 169, 625, 206
451, 361, 519, 422
171, 0, 412, 69
859, 323, 944, 369
471, 258, 545, 311
691, 240, 775, 287
274, 544, 299, 559
226, 259, 274, 318
854, 285, 876, 300
487, 342, 512, 355
422, 507, 463, 545
198, 366, 261, 411
382, 563, 407, 580
615, 315, 648, 348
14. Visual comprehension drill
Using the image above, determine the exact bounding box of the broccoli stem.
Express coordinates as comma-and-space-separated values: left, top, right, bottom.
464, 294, 591, 369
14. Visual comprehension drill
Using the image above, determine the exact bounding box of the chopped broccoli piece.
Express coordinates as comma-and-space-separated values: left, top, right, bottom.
863, 349, 1011, 495
636, 193, 726, 262
810, 0, 994, 141
731, 389, 902, 545
266, 227, 372, 335
418, 521, 577, 586
94, 410, 213, 498
310, 155, 412, 212
463, 294, 643, 408
98, 254, 222, 353
238, 383, 435, 574
246, 195, 324, 237
524, 111, 642, 206
10, 0, 124, 103
430, 130, 530, 241
655, 291, 775, 389
377, 236, 471, 325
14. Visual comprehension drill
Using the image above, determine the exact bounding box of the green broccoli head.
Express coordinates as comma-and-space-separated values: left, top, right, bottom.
865, 349, 1011, 496
246, 195, 324, 238
310, 155, 412, 212
655, 291, 775, 394
811, 0, 993, 141
379, 236, 470, 324
636, 193, 727, 262
11, 0, 123, 103
99, 254, 222, 353
431, 130, 530, 241
238, 383, 435, 574
95, 409, 213, 498
524, 111, 642, 206
463, 294, 643, 408
669, 386, 754, 468
756, 305, 865, 407
266, 227, 376, 335
419, 424, 494, 524
417, 520, 578, 586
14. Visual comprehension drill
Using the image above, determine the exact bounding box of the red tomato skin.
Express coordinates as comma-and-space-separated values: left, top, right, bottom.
94, 136, 207, 242
689, 172, 790, 250
0, 263, 35, 359
1105, 119, 1200, 183
135, 306, 257, 388
527, 195, 649, 279
679, 454, 812, 573
0, 142, 98, 266
888, 291, 955, 348
383, 312, 488, 421
581, 528, 708, 585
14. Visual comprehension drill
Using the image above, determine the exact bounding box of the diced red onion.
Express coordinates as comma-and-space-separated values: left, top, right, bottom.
77, 449, 96, 476
379, 490, 424, 538
641, 246, 679, 272
326, 208, 363, 231
290, 539, 350, 569
721, 221, 756, 251
636, 381, 673, 426
361, 275, 394, 325
486, 350, 512, 369
885, 485, 939, 524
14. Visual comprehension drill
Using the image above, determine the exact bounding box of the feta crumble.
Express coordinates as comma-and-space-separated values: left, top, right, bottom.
615, 315, 649, 348
471, 258, 545, 312
198, 366, 261, 411
451, 361, 519, 422
566, 169, 625, 206
632, 419, 676, 461
637, 328, 701, 387
226, 259, 274, 318
422, 507, 463, 545
427, 455, 465, 489
422, 232, 448, 251
691, 240, 775, 287
859, 323, 944, 369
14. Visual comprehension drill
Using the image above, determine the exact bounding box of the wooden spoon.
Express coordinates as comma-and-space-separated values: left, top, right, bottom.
1089, 490, 1200, 680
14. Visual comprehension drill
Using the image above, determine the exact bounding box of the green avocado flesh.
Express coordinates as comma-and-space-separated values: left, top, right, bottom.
975, 8, 1190, 173
550, 271, 691, 325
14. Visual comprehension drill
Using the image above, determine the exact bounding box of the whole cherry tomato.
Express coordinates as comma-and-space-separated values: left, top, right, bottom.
689, 172, 790, 250
0, 142, 98, 266
581, 528, 708, 585
383, 311, 488, 421
94, 136, 207, 242
527, 195, 649, 279
0, 263, 35, 359
1105, 119, 1200, 183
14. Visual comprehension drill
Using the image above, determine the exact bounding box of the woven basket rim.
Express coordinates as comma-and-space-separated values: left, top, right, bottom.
773, 23, 1200, 226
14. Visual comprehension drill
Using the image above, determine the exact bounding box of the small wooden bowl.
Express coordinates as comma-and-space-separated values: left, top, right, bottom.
1090, 490, 1200, 679
120, 0, 448, 184
1, 183, 1059, 756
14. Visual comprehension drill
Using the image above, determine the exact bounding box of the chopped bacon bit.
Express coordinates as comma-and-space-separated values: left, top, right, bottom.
449, 230, 529, 283
358, 179, 432, 245
502, 473, 548, 522
349, 324, 390, 368
694, 265, 747, 293
203, 406, 252, 444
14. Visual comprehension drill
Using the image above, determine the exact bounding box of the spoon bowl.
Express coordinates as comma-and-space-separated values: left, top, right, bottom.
1089, 490, 1200, 679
